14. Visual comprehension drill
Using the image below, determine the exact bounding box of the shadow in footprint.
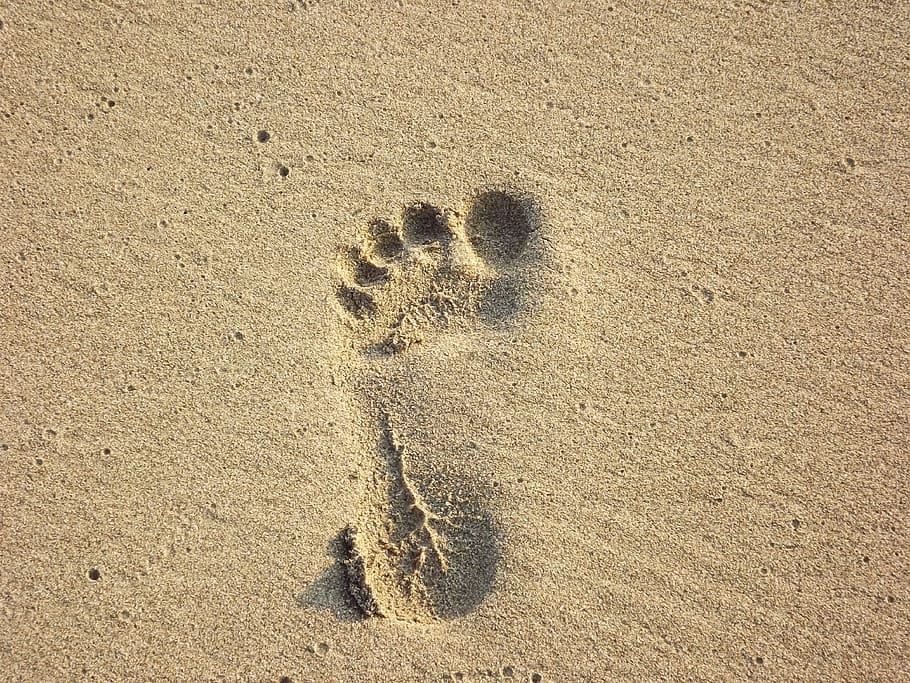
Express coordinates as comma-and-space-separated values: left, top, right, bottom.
297, 535, 367, 623
402, 201, 449, 245
368, 218, 405, 260
478, 275, 530, 325
465, 189, 540, 270
418, 482, 500, 620
336, 283, 376, 319
465, 188, 544, 324
352, 252, 390, 287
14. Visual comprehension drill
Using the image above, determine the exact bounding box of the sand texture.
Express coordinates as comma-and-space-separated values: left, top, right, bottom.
1, 1, 908, 681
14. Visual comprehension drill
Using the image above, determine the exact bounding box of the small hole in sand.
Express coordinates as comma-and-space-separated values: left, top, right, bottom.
791, 519, 801, 529
845, 157, 856, 168
278, 165, 290, 177
755, 656, 764, 665
102, 448, 111, 456
886, 595, 896, 603
257, 130, 270, 143
234, 331, 244, 341
737, 350, 748, 358
88, 568, 101, 581
279, 678, 293, 683
531, 674, 543, 683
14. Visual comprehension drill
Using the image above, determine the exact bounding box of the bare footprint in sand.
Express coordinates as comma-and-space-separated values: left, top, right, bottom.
329, 189, 541, 623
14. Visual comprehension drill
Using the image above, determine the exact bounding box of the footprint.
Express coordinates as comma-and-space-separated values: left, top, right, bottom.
325, 188, 542, 623
334, 190, 540, 354
338, 413, 499, 622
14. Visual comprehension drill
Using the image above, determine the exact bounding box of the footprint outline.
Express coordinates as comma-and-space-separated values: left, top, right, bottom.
327, 187, 543, 623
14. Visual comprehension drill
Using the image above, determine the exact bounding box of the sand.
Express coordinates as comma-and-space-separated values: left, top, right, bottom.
1, 1, 908, 681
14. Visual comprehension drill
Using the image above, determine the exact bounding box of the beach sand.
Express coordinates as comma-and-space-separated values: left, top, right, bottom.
1, 1, 908, 680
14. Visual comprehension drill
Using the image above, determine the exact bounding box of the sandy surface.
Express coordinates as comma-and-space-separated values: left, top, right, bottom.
1, 1, 908, 681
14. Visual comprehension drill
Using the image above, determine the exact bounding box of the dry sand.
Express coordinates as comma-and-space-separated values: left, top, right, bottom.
1, 1, 908, 681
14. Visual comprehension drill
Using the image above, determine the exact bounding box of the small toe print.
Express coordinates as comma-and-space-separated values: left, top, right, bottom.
368, 219, 405, 260
337, 284, 377, 319
402, 201, 449, 245
352, 251, 390, 287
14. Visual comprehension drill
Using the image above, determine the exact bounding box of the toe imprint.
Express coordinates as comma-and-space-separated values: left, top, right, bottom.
350, 250, 390, 287
464, 190, 540, 270
367, 218, 405, 260
336, 283, 376, 319
402, 201, 450, 245
334, 189, 542, 353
